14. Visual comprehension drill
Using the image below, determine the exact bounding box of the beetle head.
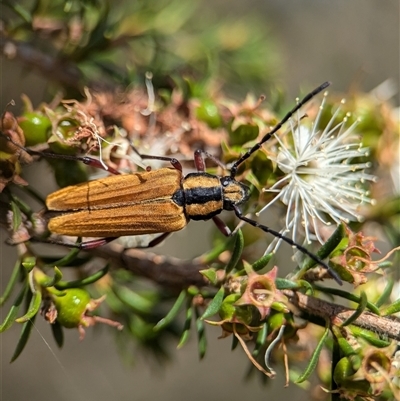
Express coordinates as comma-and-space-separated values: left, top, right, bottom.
220, 176, 250, 210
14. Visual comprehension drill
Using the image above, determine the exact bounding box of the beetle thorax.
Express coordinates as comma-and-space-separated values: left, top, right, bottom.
175, 173, 250, 221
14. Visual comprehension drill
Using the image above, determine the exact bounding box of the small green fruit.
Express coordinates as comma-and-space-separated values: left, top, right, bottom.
18, 112, 51, 146
53, 288, 91, 328
196, 100, 222, 128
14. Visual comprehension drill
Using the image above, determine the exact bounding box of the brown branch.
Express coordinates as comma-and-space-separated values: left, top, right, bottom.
92, 243, 400, 341
284, 289, 400, 341
91, 242, 207, 290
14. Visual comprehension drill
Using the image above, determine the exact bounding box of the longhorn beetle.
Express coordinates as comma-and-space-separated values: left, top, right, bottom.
3, 81, 342, 284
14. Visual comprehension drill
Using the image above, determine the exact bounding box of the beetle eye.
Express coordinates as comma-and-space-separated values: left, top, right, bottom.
221, 177, 230, 187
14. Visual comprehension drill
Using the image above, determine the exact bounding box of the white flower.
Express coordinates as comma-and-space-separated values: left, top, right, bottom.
257, 92, 376, 254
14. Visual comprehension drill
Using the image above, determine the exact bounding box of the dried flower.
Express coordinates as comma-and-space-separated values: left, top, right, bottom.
235, 264, 280, 319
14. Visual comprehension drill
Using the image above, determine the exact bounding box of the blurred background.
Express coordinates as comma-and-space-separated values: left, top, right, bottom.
1, 1, 398, 400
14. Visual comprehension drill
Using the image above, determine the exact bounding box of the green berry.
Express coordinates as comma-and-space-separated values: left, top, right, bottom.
196, 100, 222, 128
53, 288, 91, 328
18, 112, 51, 146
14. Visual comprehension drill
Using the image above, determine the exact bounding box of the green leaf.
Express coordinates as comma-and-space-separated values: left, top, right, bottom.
380, 298, 400, 316
201, 286, 225, 320
332, 326, 358, 358
10, 200, 22, 232
199, 235, 236, 264
225, 230, 244, 273
56, 264, 109, 289
231, 334, 239, 350
300, 223, 346, 271
10, 314, 37, 362
0, 259, 22, 306
22, 256, 36, 272
45, 248, 81, 268
15, 290, 42, 323
114, 286, 156, 314
36, 267, 63, 287
375, 279, 394, 308
251, 253, 273, 272
5, 0, 32, 23
341, 291, 368, 327
177, 298, 193, 349
296, 324, 330, 383
270, 301, 289, 313
51, 321, 64, 348
253, 322, 268, 357
10, 194, 32, 216
195, 307, 207, 359
298, 280, 315, 295
275, 278, 300, 290
199, 268, 218, 285
0, 284, 28, 333
154, 290, 187, 331
350, 326, 391, 348
41, 254, 91, 267
313, 285, 380, 315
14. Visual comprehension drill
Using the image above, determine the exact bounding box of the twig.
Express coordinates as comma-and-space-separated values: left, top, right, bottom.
283, 289, 400, 341
91, 242, 207, 289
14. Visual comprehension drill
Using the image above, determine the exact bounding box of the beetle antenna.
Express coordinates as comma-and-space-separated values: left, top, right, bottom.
229, 81, 331, 178
232, 205, 342, 285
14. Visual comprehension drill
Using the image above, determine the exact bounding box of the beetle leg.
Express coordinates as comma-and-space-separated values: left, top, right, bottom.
78, 157, 121, 175
143, 232, 171, 248
194, 149, 226, 172
193, 149, 205, 172
30, 236, 119, 249
139, 155, 182, 172
31, 233, 172, 250
212, 216, 231, 237
75, 237, 118, 249
80, 233, 171, 249
130, 147, 183, 172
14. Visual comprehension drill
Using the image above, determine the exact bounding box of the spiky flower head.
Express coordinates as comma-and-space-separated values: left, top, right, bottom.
257, 91, 376, 254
